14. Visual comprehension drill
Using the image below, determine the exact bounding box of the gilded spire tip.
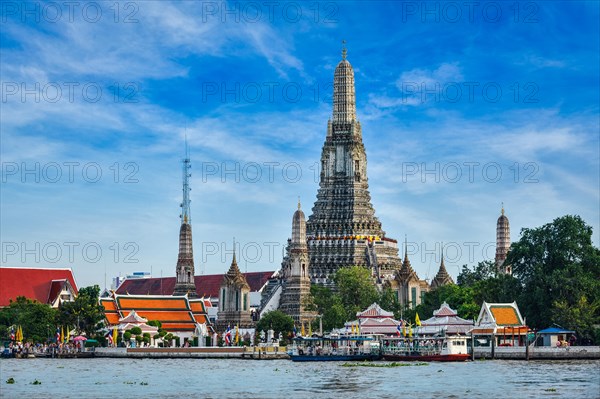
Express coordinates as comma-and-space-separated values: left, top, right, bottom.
501, 202, 505, 216
341, 40, 347, 60
297, 196, 301, 210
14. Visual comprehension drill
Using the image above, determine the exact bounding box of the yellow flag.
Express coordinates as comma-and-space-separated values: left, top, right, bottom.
416, 313, 421, 326
66, 325, 70, 342
112, 326, 118, 346
402, 322, 406, 337
235, 325, 240, 344
60, 326, 64, 343
301, 323, 305, 337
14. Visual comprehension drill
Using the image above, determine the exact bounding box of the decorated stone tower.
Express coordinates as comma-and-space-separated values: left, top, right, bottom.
495, 204, 511, 274
306, 44, 402, 286
430, 249, 455, 290
278, 200, 314, 325
216, 246, 253, 330
173, 145, 197, 297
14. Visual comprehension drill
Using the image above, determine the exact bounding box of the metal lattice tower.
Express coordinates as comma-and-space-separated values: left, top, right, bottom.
174, 140, 197, 297
181, 141, 192, 224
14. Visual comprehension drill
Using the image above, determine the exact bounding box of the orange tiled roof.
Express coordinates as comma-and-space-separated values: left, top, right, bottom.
100, 298, 121, 325
102, 295, 214, 334
471, 328, 495, 334
490, 306, 521, 326
117, 296, 189, 310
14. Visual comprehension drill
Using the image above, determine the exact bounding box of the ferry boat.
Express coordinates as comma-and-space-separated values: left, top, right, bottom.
288, 335, 381, 362
381, 335, 470, 362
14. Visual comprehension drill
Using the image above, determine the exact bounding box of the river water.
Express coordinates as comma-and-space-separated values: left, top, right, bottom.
1, 358, 599, 398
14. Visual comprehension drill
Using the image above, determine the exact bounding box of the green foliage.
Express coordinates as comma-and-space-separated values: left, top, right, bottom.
0, 297, 58, 343
306, 285, 346, 331
307, 266, 392, 331
333, 266, 380, 320
130, 326, 142, 336
506, 215, 600, 341
457, 260, 497, 286
123, 331, 131, 341
147, 320, 162, 328
57, 285, 105, 337
256, 310, 294, 338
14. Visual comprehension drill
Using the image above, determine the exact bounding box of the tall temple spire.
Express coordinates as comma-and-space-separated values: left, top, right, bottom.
496, 204, 511, 274
332, 41, 357, 124
278, 201, 313, 324
174, 143, 197, 297
306, 46, 403, 287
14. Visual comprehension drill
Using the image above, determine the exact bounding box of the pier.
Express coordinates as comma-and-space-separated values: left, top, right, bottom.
473, 346, 600, 360
93, 346, 289, 359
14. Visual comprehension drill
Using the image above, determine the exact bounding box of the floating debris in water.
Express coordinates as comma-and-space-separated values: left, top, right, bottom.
342, 362, 428, 368
6, 378, 15, 384
140, 382, 148, 386
544, 388, 557, 392
31, 380, 42, 385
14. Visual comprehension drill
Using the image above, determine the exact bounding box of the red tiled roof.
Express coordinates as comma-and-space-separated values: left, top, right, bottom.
115, 271, 274, 297
0, 267, 78, 307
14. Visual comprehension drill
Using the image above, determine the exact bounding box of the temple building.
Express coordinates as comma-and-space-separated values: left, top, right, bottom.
418, 302, 473, 336
216, 248, 254, 331
262, 201, 315, 325
0, 267, 78, 308
305, 44, 403, 286
100, 294, 213, 342
495, 204, 511, 274
471, 302, 529, 347
430, 250, 454, 290
345, 303, 401, 336
386, 241, 430, 308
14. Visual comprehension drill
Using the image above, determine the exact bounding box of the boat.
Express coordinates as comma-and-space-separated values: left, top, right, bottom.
288, 335, 381, 362
381, 335, 470, 362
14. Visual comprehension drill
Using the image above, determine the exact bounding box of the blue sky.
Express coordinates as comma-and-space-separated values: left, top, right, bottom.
1, 1, 599, 289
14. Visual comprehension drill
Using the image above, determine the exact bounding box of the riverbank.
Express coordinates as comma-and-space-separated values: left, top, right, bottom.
93, 346, 289, 359
474, 346, 600, 360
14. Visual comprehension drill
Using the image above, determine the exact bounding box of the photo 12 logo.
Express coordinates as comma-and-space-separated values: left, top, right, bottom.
1, 82, 140, 104
402, 162, 540, 184
0, 1, 139, 24
1, 241, 140, 264
1, 162, 139, 184
399, 1, 540, 23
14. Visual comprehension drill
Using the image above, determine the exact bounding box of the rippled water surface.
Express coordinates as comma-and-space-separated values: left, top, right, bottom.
1, 358, 599, 398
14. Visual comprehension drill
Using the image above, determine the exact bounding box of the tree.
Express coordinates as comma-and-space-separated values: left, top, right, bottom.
506, 215, 600, 341
57, 285, 105, 337
457, 260, 497, 286
256, 310, 294, 341
334, 266, 380, 321
0, 297, 58, 343
306, 266, 387, 332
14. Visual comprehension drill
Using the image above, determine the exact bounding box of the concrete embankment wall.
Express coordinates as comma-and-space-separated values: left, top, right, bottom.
94, 347, 289, 359
474, 346, 600, 360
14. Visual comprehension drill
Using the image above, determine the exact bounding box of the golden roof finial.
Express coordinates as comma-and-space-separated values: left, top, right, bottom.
341, 40, 347, 60
297, 196, 301, 210
501, 202, 505, 216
